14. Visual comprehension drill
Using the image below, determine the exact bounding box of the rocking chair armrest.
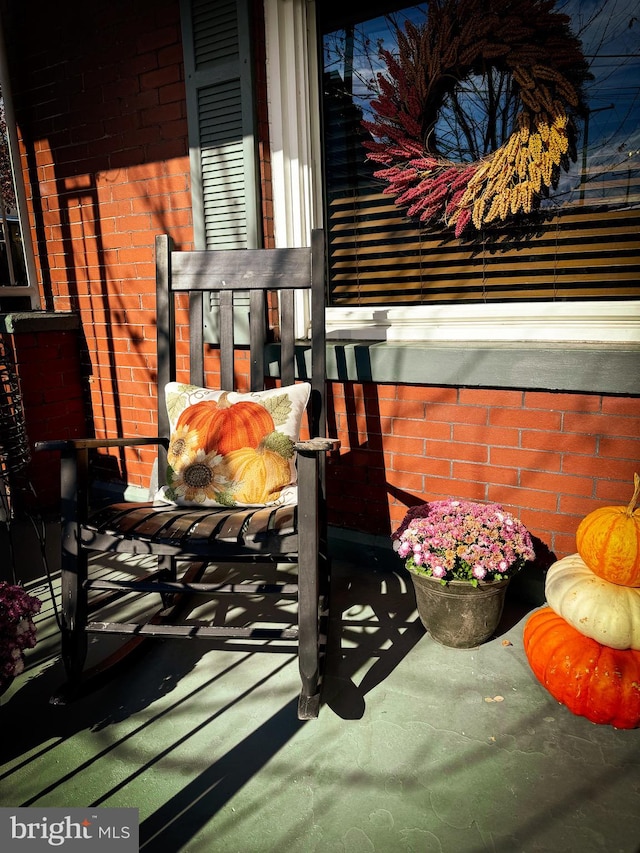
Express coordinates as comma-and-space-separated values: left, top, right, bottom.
294, 437, 340, 454
35, 436, 168, 453
35, 437, 168, 524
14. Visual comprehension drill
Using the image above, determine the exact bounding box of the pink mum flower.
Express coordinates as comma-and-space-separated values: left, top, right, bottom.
392, 500, 535, 585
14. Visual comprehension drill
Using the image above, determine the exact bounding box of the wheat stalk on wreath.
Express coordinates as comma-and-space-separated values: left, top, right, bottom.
362, 0, 591, 237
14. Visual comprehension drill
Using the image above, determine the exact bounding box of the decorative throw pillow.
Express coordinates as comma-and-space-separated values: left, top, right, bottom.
154, 382, 311, 508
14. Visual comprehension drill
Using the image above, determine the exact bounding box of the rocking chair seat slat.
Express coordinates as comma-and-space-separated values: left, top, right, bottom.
82, 502, 299, 552
215, 510, 257, 543
161, 511, 209, 540
88, 503, 166, 534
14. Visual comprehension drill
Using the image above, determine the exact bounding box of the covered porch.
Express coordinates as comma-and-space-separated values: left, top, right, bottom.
2, 539, 638, 853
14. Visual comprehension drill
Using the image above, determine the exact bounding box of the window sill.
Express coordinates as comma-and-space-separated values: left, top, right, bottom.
316, 300, 640, 394
325, 300, 640, 345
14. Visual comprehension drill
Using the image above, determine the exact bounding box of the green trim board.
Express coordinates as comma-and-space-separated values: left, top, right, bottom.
265, 340, 640, 395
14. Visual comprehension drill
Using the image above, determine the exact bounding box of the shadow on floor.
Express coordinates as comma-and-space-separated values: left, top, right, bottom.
2, 560, 639, 853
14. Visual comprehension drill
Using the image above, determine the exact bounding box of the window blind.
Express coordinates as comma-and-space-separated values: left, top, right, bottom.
327, 163, 640, 305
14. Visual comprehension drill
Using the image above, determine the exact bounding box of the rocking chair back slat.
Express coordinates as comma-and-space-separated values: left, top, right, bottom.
218, 289, 235, 391
279, 289, 296, 388
189, 292, 205, 387
249, 288, 266, 390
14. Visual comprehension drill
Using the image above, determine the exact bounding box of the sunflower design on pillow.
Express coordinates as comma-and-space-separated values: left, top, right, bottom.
168, 448, 234, 504
167, 422, 202, 470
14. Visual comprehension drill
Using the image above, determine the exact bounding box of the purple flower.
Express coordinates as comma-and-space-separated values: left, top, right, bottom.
392, 499, 535, 585
0, 583, 41, 682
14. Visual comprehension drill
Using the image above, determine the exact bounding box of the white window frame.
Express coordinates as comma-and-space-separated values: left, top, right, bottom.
0, 14, 40, 308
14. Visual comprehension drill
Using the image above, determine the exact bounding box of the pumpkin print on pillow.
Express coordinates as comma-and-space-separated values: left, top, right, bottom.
155, 382, 311, 508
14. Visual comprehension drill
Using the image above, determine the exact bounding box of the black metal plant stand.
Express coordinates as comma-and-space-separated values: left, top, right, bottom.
0, 334, 33, 583
0, 334, 57, 611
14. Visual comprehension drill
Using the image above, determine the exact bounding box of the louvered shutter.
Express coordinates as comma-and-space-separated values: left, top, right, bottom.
181, 0, 260, 251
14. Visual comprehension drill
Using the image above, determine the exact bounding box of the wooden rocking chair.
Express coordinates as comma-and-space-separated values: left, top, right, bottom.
37, 230, 338, 719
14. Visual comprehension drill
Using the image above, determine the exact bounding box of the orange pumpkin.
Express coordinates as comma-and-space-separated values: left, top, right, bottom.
523, 606, 640, 729
218, 443, 291, 504
177, 392, 274, 455
576, 473, 640, 587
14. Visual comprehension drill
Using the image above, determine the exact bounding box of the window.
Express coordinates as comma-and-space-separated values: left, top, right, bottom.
319, 1, 640, 309
0, 82, 39, 309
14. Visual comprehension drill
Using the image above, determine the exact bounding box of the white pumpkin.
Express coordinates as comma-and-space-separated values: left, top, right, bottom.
545, 553, 640, 650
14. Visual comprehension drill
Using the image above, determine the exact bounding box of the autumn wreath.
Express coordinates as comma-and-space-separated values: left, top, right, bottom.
362, 0, 590, 237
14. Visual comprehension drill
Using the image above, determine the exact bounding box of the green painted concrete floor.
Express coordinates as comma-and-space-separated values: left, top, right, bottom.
1, 559, 639, 853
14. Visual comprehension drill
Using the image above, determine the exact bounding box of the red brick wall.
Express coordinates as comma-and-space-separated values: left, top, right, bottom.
4, 327, 87, 509
8, 0, 275, 492
9, 0, 193, 489
326, 383, 640, 562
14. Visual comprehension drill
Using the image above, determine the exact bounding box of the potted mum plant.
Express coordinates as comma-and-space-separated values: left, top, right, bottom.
0, 581, 41, 695
392, 500, 535, 648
